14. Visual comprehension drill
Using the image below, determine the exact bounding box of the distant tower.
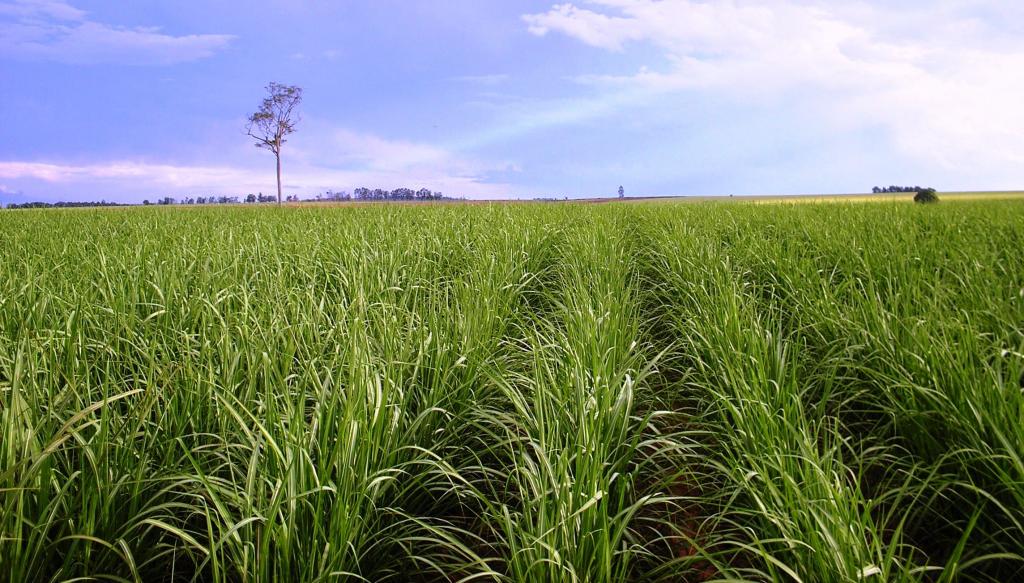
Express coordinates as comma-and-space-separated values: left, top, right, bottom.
618, 185, 625, 199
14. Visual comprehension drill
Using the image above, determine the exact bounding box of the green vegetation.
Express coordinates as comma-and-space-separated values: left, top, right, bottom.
914, 188, 939, 203
2, 200, 1023, 582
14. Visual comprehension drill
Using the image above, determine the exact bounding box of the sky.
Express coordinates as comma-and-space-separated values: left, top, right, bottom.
1, 0, 1023, 203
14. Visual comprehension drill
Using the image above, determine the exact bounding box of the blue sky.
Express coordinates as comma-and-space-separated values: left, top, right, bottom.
1, 0, 1023, 203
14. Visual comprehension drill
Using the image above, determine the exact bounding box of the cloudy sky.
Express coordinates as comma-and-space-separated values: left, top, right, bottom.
1, 0, 1022, 203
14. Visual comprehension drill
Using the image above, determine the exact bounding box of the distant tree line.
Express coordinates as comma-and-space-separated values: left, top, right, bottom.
143, 196, 236, 205
872, 185, 932, 193
161, 188, 449, 204
352, 187, 444, 201
317, 190, 351, 201
244, 193, 297, 203
7, 187, 448, 210
143, 194, 299, 205
5, 200, 128, 210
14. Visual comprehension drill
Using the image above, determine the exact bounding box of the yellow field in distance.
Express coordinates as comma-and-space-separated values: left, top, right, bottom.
739, 191, 1024, 204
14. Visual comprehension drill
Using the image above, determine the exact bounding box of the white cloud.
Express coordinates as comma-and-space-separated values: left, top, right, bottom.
0, 0, 234, 64
0, 128, 521, 199
525, 3, 642, 51
0, 160, 250, 185
0, 0, 83, 20
523, 0, 1024, 177
322, 130, 459, 172
278, 122, 522, 188
0, 158, 516, 199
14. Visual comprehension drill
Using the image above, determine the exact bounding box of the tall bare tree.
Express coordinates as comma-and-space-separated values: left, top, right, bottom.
246, 82, 303, 204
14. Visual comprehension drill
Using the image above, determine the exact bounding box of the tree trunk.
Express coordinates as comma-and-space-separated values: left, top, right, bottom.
275, 153, 282, 205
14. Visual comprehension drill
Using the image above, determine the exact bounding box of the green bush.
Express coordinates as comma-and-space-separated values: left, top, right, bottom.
914, 188, 939, 203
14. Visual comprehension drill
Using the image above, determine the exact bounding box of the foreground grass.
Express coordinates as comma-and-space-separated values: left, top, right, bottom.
1, 201, 1023, 581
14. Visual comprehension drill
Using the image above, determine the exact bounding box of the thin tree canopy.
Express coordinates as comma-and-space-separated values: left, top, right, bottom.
247, 82, 302, 154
